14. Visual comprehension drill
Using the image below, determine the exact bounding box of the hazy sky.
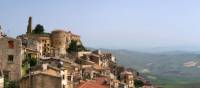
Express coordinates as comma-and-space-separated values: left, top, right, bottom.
1, 0, 200, 50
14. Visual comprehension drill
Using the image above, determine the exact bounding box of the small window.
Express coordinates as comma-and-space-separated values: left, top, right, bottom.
67, 76, 71, 81
44, 49, 46, 52
8, 55, 14, 63
62, 75, 65, 79
8, 41, 14, 49
3, 71, 10, 79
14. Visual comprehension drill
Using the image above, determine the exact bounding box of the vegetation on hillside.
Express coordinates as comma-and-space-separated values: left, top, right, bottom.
99, 49, 200, 88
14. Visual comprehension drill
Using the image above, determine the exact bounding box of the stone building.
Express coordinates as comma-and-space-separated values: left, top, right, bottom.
103, 53, 116, 63
110, 79, 119, 88
51, 30, 68, 56
39, 57, 80, 87
120, 71, 135, 88
25, 30, 81, 57
26, 34, 51, 56
19, 64, 70, 88
20, 17, 81, 57
0, 36, 24, 81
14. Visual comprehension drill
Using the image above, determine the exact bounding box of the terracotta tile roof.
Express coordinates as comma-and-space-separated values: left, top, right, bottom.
77, 77, 109, 88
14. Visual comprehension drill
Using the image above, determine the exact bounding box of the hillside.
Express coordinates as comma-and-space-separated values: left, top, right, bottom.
99, 49, 200, 88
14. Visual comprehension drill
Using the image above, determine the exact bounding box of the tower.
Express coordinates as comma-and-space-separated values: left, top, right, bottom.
27, 16, 32, 34
51, 30, 67, 55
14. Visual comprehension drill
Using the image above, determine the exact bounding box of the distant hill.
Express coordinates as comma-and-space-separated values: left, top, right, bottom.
94, 48, 200, 88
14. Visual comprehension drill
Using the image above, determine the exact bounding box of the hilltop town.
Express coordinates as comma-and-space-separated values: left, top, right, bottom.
0, 17, 154, 88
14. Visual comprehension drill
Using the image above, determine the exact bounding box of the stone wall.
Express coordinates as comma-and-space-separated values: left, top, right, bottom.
20, 74, 61, 88
0, 37, 23, 81
51, 30, 67, 55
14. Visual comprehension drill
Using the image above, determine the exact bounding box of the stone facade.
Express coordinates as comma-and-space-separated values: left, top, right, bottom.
23, 17, 80, 57
0, 36, 24, 81
20, 64, 70, 88
20, 73, 61, 88
27, 34, 51, 56
51, 30, 67, 55
120, 71, 135, 88
20, 29, 81, 57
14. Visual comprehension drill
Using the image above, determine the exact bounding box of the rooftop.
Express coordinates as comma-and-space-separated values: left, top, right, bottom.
77, 77, 109, 88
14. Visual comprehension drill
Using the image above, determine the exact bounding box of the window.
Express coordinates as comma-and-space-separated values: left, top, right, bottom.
3, 71, 10, 79
62, 75, 65, 79
8, 55, 14, 63
8, 40, 14, 49
67, 76, 71, 81
124, 80, 127, 83
44, 49, 46, 52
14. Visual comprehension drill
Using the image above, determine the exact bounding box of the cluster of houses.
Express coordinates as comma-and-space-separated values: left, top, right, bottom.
0, 17, 154, 88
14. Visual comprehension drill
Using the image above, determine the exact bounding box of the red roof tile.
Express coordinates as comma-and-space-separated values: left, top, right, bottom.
77, 77, 109, 88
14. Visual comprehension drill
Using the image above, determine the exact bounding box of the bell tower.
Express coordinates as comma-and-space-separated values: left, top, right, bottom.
27, 16, 32, 34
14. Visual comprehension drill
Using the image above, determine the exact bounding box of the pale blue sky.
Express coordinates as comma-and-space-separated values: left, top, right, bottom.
1, 0, 200, 50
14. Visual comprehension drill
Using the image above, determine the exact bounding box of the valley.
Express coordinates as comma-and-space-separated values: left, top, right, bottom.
100, 49, 200, 88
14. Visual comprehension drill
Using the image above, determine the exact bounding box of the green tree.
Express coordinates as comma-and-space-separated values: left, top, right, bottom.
4, 79, 18, 88
29, 58, 37, 67
67, 40, 86, 53
67, 40, 78, 53
32, 24, 45, 34
22, 56, 37, 76
134, 79, 144, 87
